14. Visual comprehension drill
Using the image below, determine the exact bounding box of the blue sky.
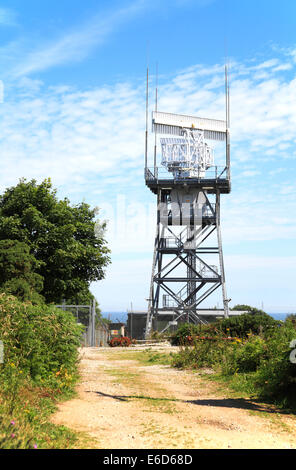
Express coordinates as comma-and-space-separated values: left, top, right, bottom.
0, 0, 295, 313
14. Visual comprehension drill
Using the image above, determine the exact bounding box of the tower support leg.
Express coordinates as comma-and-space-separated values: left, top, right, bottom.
216, 191, 229, 319
145, 189, 229, 338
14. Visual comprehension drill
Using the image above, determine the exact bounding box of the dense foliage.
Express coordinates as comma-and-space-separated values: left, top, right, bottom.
170, 313, 279, 345
170, 323, 201, 345
0, 178, 110, 303
0, 293, 82, 383
0, 179, 110, 447
0, 240, 44, 303
231, 304, 267, 315
0, 293, 83, 448
171, 315, 296, 408
218, 313, 278, 338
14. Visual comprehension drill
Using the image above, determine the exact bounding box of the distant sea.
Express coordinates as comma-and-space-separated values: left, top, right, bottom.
102, 312, 128, 323
102, 312, 291, 324
269, 313, 290, 321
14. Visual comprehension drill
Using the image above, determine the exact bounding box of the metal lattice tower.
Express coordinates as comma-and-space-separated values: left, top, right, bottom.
144, 68, 231, 338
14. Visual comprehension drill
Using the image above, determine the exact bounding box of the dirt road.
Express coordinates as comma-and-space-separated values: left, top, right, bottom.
51, 347, 296, 449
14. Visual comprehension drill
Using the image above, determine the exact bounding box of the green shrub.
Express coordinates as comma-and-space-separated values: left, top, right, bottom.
231, 304, 267, 315
254, 324, 296, 404
172, 319, 296, 409
170, 323, 201, 345
0, 293, 82, 385
285, 314, 296, 328
170, 314, 279, 346
219, 313, 279, 339
0, 293, 83, 448
220, 335, 269, 375
235, 336, 269, 371
172, 336, 234, 369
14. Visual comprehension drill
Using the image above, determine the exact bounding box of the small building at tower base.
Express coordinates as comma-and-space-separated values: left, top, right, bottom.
127, 310, 246, 340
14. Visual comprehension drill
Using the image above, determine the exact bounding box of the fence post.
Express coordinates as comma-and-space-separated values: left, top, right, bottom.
91, 299, 96, 347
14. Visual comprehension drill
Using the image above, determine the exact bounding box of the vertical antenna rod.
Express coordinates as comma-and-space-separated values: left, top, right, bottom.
225, 64, 231, 181
154, 62, 158, 174
145, 67, 149, 174
225, 64, 229, 128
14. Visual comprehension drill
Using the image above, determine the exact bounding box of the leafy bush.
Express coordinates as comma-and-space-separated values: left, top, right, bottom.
231, 304, 267, 315
108, 336, 132, 347
254, 324, 296, 404
0, 293, 82, 384
0, 293, 83, 448
235, 336, 268, 371
170, 314, 279, 346
285, 314, 296, 327
172, 336, 234, 369
220, 335, 269, 375
150, 330, 169, 341
219, 313, 279, 339
172, 319, 296, 409
170, 323, 201, 345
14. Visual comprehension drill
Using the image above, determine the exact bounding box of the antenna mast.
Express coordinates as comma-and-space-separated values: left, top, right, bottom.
145, 67, 149, 173
154, 62, 158, 174
225, 64, 231, 181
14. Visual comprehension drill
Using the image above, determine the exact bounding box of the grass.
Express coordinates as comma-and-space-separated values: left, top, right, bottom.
0, 363, 99, 449
103, 367, 178, 414
0, 382, 84, 449
139, 420, 195, 448
101, 351, 178, 415
203, 370, 258, 399
104, 348, 176, 366
140, 396, 177, 414
103, 366, 141, 383
193, 367, 296, 434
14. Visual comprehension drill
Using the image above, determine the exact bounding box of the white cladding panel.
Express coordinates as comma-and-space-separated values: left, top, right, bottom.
153, 111, 226, 138
159, 189, 206, 227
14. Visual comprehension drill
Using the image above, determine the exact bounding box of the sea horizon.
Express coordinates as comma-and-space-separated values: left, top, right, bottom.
101, 311, 293, 323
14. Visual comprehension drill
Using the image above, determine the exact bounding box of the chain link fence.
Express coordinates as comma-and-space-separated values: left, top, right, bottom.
55, 300, 110, 347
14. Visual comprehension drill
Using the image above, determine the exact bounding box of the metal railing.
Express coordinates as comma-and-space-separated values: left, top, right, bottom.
145, 166, 228, 182
163, 295, 178, 308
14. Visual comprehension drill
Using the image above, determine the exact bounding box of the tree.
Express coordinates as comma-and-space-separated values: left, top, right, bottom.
0, 178, 111, 303
219, 313, 278, 338
0, 239, 44, 303
232, 304, 267, 316
285, 314, 296, 326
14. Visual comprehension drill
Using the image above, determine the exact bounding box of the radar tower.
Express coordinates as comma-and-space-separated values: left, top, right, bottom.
144, 68, 231, 337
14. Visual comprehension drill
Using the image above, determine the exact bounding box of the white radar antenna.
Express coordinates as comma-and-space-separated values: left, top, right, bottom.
160, 128, 214, 179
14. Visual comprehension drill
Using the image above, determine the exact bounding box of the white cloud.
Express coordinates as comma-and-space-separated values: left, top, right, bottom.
239, 170, 261, 177
0, 81, 146, 189
253, 59, 279, 70
4, 1, 147, 78
273, 63, 293, 72
1, 50, 296, 222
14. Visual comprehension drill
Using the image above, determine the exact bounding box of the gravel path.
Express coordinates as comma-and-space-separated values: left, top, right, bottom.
51, 347, 296, 449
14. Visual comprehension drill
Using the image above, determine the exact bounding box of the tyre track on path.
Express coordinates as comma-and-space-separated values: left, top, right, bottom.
51, 347, 296, 449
